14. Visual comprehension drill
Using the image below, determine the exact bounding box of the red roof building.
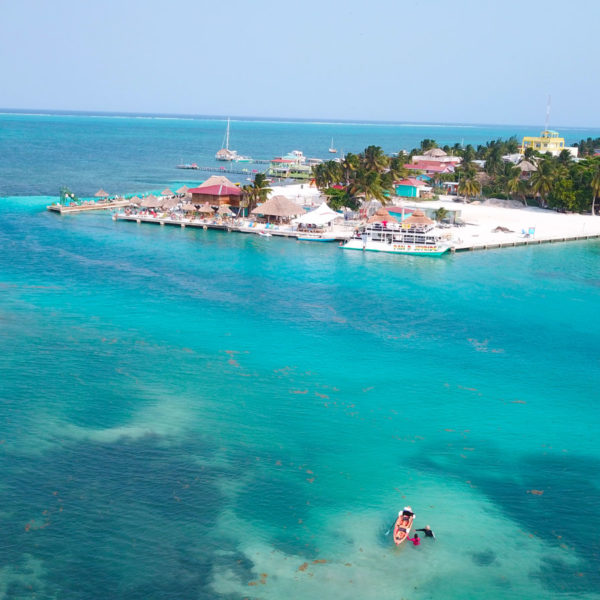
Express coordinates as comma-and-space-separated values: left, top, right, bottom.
189, 175, 242, 207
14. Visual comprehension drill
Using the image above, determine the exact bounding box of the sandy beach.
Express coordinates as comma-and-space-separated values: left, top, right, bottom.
272, 183, 600, 250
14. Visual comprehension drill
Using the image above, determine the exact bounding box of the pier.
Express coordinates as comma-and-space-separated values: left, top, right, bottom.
177, 165, 269, 176
113, 213, 351, 240
47, 199, 132, 214
452, 233, 600, 252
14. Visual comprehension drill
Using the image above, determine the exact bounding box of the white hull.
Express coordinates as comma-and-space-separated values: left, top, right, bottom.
342, 238, 449, 256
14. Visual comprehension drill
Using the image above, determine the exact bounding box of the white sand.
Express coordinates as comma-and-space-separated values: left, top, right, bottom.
419, 196, 600, 249
271, 185, 600, 249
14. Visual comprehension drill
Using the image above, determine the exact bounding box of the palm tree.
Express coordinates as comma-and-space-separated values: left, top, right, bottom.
340, 153, 360, 186
434, 207, 448, 222
388, 156, 409, 180
484, 145, 503, 177
457, 177, 481, 202
242, 173, 271, 215
591, 164, 600, 216
506, 173, 528, 205
350, 168, 387, 205
530, 159, 555, 207
360, 145, 389, 174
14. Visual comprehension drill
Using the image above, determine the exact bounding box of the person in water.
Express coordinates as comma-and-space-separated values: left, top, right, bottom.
407, 533, 420, 546
415, 525, 436, 540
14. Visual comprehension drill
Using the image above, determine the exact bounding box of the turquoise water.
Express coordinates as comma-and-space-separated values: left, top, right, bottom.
1, 114, 600, 599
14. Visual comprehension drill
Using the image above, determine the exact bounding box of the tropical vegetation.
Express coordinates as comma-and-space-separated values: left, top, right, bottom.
310, 135, 600, 216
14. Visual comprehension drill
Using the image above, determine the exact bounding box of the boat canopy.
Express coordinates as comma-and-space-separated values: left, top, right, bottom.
293, 202, 341, 226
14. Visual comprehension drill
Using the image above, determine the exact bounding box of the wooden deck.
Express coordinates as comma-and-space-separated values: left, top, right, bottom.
47, 199, 131, 214
452, 233, 600, 252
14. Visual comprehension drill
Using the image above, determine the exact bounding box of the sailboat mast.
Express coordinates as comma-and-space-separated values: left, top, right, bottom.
226, 118, 230, 151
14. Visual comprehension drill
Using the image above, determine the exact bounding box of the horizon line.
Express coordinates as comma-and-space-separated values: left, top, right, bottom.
1, 107, 599, 133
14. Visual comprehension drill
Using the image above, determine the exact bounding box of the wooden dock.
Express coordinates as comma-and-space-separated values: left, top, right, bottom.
452, 233, 600, 252
47, 199, 131, 214
113, 214, 351, 240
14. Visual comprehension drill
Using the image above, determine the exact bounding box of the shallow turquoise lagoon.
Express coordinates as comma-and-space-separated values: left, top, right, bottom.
0, 194, 599, 599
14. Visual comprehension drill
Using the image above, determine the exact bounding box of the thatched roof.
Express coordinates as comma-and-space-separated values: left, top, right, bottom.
141, 194, 161, 208
401, 209, 433, 226
198, 203, 214, 214
161, 188, 174, 196
182, 203, 197, 212
251, 195, 304, 218
517, 160, 537, 172
95, 189, 109, 197
129, 196, 142, 204
423, 148, 447, 157
217, 205, 234, 216
176, 185, 189, 194
160, 197, 179, 209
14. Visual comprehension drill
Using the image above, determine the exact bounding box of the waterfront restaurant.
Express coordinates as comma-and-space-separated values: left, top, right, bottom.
188, 175, 242, 207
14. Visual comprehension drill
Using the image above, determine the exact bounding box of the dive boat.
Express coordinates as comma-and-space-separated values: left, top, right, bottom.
341, 210, 450, 256
393, 507, 415, 546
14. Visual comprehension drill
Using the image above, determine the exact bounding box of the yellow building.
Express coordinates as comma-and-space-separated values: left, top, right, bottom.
520, 130, 576, 157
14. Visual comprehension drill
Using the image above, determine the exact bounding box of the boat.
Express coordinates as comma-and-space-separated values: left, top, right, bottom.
257, 230, 272, 237
176, 162, 198, 170
340, 210, 450, 256
393, 506, 415, 546
329, 138, 337, 153
216, 118, 238, 161
297, 232, 336, 242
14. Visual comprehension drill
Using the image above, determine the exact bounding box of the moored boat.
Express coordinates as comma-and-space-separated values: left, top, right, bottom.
393, 506, 415, 546
341, 209, 450, 256
297, 233, 336, 242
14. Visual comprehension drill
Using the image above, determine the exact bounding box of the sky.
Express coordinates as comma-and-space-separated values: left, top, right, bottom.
1, 0, 599, 127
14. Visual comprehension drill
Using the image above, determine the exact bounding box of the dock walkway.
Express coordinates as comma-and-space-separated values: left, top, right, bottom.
48, 199, 131, 214
113, 213, 351, 240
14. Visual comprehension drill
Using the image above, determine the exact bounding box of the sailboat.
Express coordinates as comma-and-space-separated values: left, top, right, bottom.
216, 118, 238, 161
328, 138, 337, 153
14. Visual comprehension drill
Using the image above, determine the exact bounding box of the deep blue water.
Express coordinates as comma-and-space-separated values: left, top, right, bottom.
1, 113, 600, 599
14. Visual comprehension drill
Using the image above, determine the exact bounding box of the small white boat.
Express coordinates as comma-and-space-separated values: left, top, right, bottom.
297, 233, 336, 242
328, 138, 337, 153
257, 230, 272, 237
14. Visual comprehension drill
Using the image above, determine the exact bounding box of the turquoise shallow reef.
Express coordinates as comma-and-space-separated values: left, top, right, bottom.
1, 113, 600, 599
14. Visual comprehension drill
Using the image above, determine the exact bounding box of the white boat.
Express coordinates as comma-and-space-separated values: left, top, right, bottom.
329, 138, 337, 153
257, 230, 272, 237
341, 210, 450, 256
297, 232, 336, 242
216, 118, 238, 161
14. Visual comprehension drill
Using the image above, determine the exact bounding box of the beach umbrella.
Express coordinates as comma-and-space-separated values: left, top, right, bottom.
182, 203, 197, 212
198, 203, 214, 214
161, 188, 174, 196
129, 196, 142, 205
160, 197, 179, 209
141, 194, 161, 208
217, 205, 234, 216
176, 185, 189, 194
95, 189, 109, 198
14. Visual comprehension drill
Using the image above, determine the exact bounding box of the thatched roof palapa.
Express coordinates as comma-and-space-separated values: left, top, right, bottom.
423, 148, 447, 157
160, 197, 179, 209
176, 185, 189, 194
161, 188, 174, 196
129, 196, 142, 205
95, 189, 109, 198
141, 194, 161, 208
198, 203, 215, 214
401, 209, 433, 226
251, 195, 304, 218
182, 203, 197, 212
517, 160, 537, 172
